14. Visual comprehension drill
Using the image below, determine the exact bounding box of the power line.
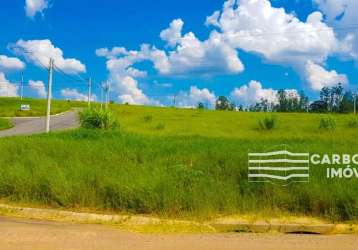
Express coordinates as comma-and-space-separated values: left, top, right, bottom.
9, 48, 90, 86
11, 49, 49, 72
73, 70, 88, 83
53, 64, 88, 84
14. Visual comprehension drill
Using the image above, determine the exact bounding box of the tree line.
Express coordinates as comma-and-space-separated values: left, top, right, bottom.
206, 83, 356, 113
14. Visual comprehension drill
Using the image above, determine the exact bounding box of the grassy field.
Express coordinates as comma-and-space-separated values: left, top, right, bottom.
0, 118, 12, 130
0, 97, 87, 117
0, 103, 357, 221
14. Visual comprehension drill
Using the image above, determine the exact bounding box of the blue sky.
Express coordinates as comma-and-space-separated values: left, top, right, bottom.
0, 0, 357, 107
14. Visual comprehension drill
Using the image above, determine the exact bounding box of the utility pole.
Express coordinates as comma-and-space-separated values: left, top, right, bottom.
354, 93, 357, 115
173, 94, 177, 107
45, 58, 54, 133
108, 82, 111, 108
105, 81, 110, 109
87, 78, 92, 108
20, 72, 24, 101
100, 83, 104, 110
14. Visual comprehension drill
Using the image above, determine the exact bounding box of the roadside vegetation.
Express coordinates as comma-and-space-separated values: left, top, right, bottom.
0, 118, 12, 130
0, 104, 357, 222
79, 109, 118, 130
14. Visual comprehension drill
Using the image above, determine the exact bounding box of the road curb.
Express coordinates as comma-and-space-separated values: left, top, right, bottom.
209, 217, 358, 234
0, 204, 214, 233
0, 203, 160, 224
0, 203, 356, 234
210, 222, 335, 234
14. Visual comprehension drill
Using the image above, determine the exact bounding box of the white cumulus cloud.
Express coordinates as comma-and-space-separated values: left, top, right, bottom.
114, 76, 155, 105
25, 0, 49, 18
231, 80, 300, 107
315, 0, 358, 60
96, 16, 245, 104
231, 80, 278, 106
29, 80, 47, 98
97, 45, 162, 105
0, 55, 25, 72
0, 73, 18, 97
96, 0, 356, 102
205, 0, 353, 90
176, 86, 216, 108
11, 39, 86, 74
0, 55, 24, 97
97, 17, 244, 78
95, 47, 128, 59
61, 88, 96, 102
160, 19, 184, 48
159, 27, 244, 75
207, 0, 339, 65
304, 61, 348, 91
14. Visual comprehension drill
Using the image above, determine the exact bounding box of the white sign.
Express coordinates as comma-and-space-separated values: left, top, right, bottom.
20, 104, 31, 111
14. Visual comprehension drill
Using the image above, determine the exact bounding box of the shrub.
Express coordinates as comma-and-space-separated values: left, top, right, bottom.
347, 117, 358, 128
155, 123, 165, 130
14, 110, 34, 117
79, 109, 118, 130
258, 115, 277, 130
143, 115, 153, 123
197, 102, 205, 110
319, 117, 336, 130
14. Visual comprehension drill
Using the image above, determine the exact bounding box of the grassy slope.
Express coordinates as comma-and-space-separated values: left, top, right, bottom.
0, 97, 87, 117
0, 104, 357, 221
0, 118, 12, 130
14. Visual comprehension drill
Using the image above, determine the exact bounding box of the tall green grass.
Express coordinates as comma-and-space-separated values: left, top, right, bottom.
79, 109, 118, 130
0, 129, 356, 221
319, 117, 336, 130
258, 115, 277, 130
0, 118, 12, 130
0, 104, 357, 221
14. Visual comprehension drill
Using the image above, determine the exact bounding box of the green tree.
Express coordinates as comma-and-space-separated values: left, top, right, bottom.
251, 99, 270, 112
276, 89, 288, 112
197, 102, 205, 110
340, 91, 354, 113
331, 83, 344, 112
310, 100, 328, 113
298, 90, 309, 112
320, 87, 331, 112
216, 96, 231, 110
276, 89, 301, 112
320, 83, 345, 113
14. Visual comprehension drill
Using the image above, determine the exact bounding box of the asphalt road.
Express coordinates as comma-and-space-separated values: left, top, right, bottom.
0, 217, 357, 250
0, 111, 79, 137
